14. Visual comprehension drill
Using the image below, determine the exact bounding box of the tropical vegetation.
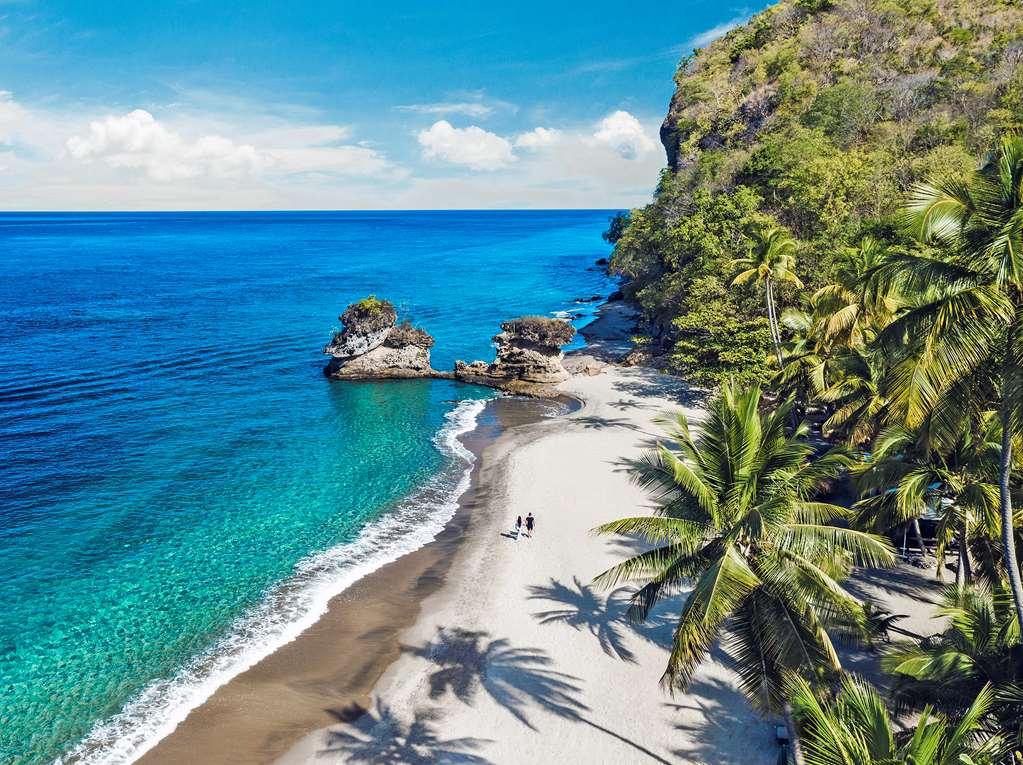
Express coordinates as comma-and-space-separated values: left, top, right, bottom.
593, 383, 894, 710
594, 0, 1023, 757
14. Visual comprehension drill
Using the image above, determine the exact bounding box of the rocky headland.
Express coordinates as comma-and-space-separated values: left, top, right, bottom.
323, 296, 442, 380
454, 316, 575, 396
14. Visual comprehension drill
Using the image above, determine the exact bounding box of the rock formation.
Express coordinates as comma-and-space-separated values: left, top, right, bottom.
324, 296, 440, 379
454, 316, 575, 395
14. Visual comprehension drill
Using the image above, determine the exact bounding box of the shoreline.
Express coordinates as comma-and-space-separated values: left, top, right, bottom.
137, 393, 568, 765
131, 297, 943, 765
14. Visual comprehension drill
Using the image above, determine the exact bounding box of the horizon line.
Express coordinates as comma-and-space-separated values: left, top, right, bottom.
0, 207, 628, 214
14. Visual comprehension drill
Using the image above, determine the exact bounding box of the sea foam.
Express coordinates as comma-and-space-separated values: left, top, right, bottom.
57, 398, 487, 765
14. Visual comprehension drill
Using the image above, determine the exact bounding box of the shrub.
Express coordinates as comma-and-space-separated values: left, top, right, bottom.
340, 295, 397, 332
500, 316, 576, 347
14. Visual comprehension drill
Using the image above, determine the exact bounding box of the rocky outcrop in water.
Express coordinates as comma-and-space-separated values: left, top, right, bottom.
454, 316, 575, 395
324, 297, 440, 379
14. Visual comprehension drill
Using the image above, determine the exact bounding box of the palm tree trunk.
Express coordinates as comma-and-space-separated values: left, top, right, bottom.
999, 391, 1023, 636
783, 704, 804, 765
765, 279, 783, 367
959, 521, 972, 584
910, 517, 929, 561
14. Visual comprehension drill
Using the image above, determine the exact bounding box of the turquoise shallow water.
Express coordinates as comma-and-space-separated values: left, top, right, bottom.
0, 210, 615, 764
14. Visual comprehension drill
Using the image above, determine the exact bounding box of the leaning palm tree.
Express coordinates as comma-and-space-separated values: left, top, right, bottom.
592, 382, 894, 710
730, 227, 804, 366
787, 673, 1008, 764
878, 134, 1023, 632
883, 584, 1023, 743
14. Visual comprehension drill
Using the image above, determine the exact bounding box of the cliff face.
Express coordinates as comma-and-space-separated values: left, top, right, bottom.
324, 297, 438, 379
454, 316, 576, 394
611, 0, 1023, 386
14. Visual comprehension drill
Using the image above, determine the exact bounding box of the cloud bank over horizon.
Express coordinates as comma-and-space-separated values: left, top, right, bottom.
0, 91, 665, 210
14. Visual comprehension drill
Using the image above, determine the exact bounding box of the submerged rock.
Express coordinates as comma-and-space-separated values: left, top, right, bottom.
454, 316, 575, 395
324, 297, 441, 379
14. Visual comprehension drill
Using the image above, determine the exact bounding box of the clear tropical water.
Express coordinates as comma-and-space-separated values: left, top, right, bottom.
0, 210, 615, 765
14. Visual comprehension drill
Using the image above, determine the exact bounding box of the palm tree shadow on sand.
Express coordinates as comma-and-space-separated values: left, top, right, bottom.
527, 576, 677, 662
320, 699, 492, 764
401, 627, 676, 764
401, 627, 586, 730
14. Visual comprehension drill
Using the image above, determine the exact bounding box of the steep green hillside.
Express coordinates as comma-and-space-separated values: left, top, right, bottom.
610, 0, 1023, 386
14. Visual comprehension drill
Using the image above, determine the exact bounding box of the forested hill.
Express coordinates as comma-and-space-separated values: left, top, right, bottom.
609, 0, 1023, 386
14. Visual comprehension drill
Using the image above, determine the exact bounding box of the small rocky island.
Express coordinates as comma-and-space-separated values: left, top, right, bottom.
323, 296, 441, 380
454, 316, 575, 395
322, 299, 578, 395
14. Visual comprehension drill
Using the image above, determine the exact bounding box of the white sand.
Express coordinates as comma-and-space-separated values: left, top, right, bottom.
278, 367, 778, 765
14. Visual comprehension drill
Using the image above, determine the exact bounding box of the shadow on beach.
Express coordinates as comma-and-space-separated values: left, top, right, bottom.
402, 627, 587, 729
320, 699, 493, 764
527, 576, 676, 662
610, 368, 708, 407
400, 626, 677, 763
666, 671, 777, 765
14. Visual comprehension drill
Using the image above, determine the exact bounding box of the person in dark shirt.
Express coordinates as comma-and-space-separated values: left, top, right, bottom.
525, 513, 535, 537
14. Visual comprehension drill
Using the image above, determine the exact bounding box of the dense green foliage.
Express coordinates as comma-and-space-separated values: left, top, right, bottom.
609, 0, 1023, 385
592, 382, 893, 710
788, 673, 1009, 764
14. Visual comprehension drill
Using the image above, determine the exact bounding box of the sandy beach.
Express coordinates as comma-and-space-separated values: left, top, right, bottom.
145, 303, 944, 765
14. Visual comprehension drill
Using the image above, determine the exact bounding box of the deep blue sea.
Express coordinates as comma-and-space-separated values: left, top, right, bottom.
0, 210, 615, 764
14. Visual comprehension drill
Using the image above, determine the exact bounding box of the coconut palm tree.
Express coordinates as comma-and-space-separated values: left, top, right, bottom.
878, 134, 1023, 632
853, 416, 1001, 580
592, 382, 894, 710
883, 584, 1022, 743
810, 236, 895, 352
787, 673, 1008, 765
730, 227, 804, 366
771, 308, 825, 420
818, 345, 889, 448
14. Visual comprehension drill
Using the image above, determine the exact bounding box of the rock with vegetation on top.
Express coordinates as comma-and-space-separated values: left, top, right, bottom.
454, 316, 575, 394
324, 296, 439, 379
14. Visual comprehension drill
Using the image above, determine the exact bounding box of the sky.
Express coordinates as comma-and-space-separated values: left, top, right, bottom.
0, 1, 760, 210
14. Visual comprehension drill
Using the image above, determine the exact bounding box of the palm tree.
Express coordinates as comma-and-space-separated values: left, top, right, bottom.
592, 382, 894, 710
879, 134, 1023, 632
818, 345, 889, 448
811, 236, 895, 352
883, 584, 1022, 743
771, 308, 825, 420
787, 673, 1008, 764
853, 418, 1001, 580
730, 227, 804, 366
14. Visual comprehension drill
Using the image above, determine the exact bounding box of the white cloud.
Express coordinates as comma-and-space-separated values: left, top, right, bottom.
591, 110, 656, 159
514, 127, 561, 150
63, 108, 394, 182
396, 102, 494, 119
417, 120, 516, 171
686, 14, 751, 50
67, 110, 262, 181
0, 93, 664, 209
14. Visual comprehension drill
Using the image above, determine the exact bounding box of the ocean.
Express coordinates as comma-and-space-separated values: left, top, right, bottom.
0, 210, 616, 764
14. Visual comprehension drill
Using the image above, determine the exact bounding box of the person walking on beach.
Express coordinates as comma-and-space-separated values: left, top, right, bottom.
514, 515, 523, 540
525, 513, 535, 537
